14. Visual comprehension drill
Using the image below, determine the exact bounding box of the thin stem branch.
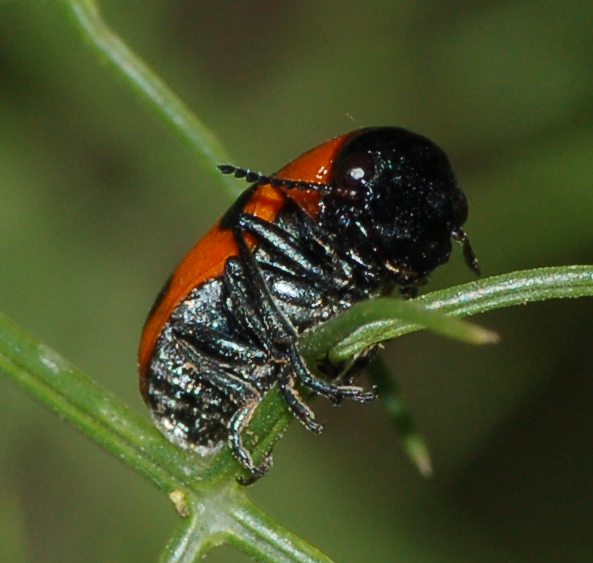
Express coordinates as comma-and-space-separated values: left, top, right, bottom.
0, 310, 329, 562
227, 496, 334, 563
367, 357, 432, 476
301, 265, 593, 362
160, 527, 202, 563
158, 513, 218, 563
0, 313, 205, 494
158, 487, 331, 563
58, 0, 239, 197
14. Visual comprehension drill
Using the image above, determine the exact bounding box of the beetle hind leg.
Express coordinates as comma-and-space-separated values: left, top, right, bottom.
228, 400, 274, 483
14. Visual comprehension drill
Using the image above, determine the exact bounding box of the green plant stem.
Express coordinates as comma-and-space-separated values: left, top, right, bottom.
368, 357, 433, 477
301, 265, 593, 362
159, 488, 332, 563
157, 485, 333, 563
0, 313, 205, 493
58, 0, 239, 197
5, 265, 584, 492
2, 263, 592, 562
158, 513, 217, 563
0, 312, 329, 562
227, 497, 334, 563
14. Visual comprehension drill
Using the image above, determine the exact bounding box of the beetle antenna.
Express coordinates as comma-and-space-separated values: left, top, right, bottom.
218, 164, 266, 184
452, 229, 481, 276
218, 164, 330, 193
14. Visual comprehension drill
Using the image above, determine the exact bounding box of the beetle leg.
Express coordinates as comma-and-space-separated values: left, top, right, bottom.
233, 228, 297, 343
176, 335, 274, 483
238, 212, 327, 282
240, 205, 354, 292
233, 227, 377, 405
176, 339, 260, 404
177, 336, 273, 482
288, 345, 377, 404
283, 200, 334, 259
452, 228, 481, 276
237, 452, 273, 486
175, 323, 266, 365
228, 401, 273, 482
277, 362, 324, 433
286, 201, 357, 290
224, 258, 273, 354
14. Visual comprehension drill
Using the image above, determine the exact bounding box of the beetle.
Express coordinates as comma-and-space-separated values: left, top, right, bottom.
139, 126, 479, 483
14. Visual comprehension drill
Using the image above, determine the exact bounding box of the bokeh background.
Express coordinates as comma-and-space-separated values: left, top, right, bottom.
1, 1, 593, 561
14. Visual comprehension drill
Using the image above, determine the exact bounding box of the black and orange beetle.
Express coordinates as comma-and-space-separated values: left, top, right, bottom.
139, 127, 479, 483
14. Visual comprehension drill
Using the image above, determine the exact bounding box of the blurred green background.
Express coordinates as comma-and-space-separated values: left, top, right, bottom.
1, 1, 593, 561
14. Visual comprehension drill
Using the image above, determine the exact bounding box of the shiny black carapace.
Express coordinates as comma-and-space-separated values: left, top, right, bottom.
139, 127, 479, 483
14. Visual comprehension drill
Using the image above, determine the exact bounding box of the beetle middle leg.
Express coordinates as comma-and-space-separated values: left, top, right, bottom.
233, 225, 376, 405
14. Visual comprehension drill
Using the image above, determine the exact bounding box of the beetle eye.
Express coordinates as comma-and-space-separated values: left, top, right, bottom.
333, 152, 375, 198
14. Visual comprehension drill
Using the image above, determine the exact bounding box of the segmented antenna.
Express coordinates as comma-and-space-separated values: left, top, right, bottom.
218, 164, 330, 193
452, 229, 481, 276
